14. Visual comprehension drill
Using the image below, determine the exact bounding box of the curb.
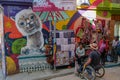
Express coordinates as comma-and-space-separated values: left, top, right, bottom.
105, 63, 120, 68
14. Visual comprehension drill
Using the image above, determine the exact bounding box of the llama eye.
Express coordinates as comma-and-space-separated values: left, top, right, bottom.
29, 14, 35, 20
20, 22, 25, 26
18, 20, 26, 27
30, 15, 34, 19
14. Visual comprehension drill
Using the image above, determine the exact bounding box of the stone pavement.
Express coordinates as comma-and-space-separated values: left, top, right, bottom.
50, 67, 120, 80
5, 68, 74, 80
0, 61, 120, 80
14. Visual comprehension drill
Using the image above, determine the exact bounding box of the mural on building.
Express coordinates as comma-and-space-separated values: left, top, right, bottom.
15, 9, 44, 55
3, 0, 113, 75
3, 5, 75, 75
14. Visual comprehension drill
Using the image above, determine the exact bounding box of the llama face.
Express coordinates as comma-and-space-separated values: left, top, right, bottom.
15, 9, 42, 36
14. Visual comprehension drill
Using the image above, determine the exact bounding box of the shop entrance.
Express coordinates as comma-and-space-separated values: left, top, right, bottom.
114, 21, 120, 40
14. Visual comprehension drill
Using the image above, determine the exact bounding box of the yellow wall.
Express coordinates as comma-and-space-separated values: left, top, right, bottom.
55, 11, 76, 30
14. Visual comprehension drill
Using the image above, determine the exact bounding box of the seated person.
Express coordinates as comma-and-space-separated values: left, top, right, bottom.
76, 43, 85, 65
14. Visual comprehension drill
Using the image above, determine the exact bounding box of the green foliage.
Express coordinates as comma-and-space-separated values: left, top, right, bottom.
12, 38, 27, 54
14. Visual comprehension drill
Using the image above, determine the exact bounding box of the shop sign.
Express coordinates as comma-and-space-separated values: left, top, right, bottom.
33, 0, 76, 11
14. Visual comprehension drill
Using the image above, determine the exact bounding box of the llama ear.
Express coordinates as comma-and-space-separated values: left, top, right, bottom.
28, 7, 32, 10
11, 16, 15, 21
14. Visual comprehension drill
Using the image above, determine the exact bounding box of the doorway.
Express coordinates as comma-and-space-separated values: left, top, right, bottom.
114, 21, 120, 40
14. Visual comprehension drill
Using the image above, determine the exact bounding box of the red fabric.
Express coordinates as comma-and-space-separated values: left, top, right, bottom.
105, 39, 109, 52
75, 27, 80, 34
98, 39, 109, 52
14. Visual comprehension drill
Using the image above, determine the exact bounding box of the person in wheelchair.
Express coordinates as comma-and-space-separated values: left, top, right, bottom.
84, 42, 101, 69
77, 43, 104, 79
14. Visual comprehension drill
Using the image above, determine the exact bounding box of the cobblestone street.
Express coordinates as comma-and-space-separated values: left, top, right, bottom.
50, 67, 120, 80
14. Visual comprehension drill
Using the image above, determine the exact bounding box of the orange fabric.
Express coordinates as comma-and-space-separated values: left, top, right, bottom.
42, 24, 50, 32
75, 37, 80, 43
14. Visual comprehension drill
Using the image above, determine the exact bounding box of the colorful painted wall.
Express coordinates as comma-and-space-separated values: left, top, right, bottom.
3, 5, 77, 75
3, 0, 119, 75
3, 5, 30, 75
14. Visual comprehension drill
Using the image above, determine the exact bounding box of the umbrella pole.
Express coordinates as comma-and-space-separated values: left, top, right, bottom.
53, 12, 56, 71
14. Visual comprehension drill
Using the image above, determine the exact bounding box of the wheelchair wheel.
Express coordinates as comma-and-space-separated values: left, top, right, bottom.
95, 65, 105, 78
82, 66, 96, 80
